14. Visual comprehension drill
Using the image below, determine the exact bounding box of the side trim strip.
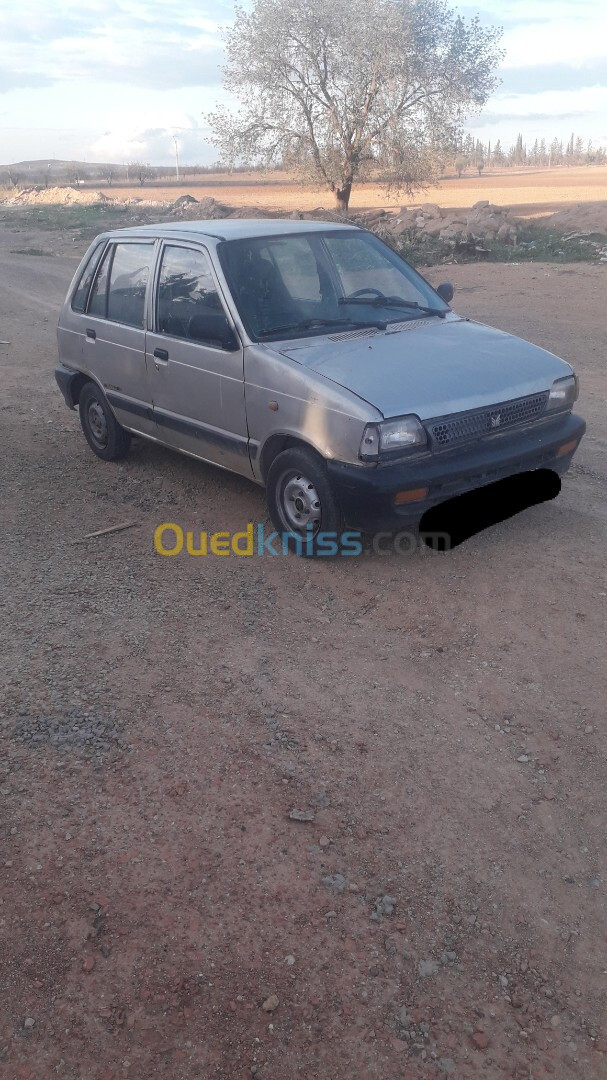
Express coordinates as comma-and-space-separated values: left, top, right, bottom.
154, 408, 250, 457
105, 391, 154, 422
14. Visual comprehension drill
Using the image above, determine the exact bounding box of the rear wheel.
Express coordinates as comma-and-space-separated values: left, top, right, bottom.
78, 382, 131, 461
266, 447, 343, 556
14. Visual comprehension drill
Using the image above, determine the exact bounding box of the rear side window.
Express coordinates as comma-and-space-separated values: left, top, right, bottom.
71, 242, 105, 312
87, 242, 153, 328
87, 246, 112, 318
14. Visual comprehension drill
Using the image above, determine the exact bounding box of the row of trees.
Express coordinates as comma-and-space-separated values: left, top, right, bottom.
454, 132, 607, 176
0, 161, 256, 190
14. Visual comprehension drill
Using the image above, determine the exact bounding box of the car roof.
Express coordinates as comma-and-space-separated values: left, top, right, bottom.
101, 218, 362, 242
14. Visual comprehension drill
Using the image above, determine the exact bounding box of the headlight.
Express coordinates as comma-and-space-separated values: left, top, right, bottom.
360, 415, 427, 461
546, 374, 578, 413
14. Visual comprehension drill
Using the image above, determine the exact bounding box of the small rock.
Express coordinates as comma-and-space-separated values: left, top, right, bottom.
24, 1018, 35, 1029
374, 895, 396, 917
398, 1008, 413, 1029
322, 873, 346, 892
438, 1059, 456, 1076
289, 809, 315, 822
550, 1015, 561, 1028
472, 1031, 489, 1049
319, 835, 331, 848
284, 955, 295, 966
83, 955, 95, 972
417, 959, 439, 977
261, 995, 279, 1013
517, 755, 530, 763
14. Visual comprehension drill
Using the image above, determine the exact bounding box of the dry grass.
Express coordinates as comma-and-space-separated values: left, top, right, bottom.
91, 165, 607, 217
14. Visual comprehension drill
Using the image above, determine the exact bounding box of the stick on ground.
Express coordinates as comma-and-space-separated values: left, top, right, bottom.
75, 522, 139, 543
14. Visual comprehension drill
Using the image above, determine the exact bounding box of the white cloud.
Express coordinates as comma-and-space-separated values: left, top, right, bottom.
501, 12, 607, 69
484, 84, 607, 120
0, 0, 225, 92
89, 112, 215, 165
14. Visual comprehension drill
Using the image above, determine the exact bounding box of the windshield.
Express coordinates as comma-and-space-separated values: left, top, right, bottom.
217, 229, 448, 341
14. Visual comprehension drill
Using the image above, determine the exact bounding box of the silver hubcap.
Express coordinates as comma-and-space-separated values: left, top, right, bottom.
88, 401, 108, 446
278, 471, 322, 535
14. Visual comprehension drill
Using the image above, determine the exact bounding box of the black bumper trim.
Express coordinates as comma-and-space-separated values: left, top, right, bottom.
54, 363, 81, 409
327, 412, 586, 532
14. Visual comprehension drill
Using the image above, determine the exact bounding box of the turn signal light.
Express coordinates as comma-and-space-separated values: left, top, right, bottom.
556, 439, 578, 458
393, 487, 429, 505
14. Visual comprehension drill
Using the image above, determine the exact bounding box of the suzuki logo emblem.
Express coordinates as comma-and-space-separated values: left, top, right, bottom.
490, 412, 502, 428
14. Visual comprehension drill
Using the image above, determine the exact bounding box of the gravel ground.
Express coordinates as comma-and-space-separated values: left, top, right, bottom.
0, 219, 606, 1080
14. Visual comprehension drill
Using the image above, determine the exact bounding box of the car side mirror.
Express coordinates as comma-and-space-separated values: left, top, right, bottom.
437, 282, 454, 304
188, 312, 240, 351
219, 326, 240, 351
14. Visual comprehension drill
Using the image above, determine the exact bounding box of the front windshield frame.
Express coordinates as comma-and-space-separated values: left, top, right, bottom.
216, 228, 449, 343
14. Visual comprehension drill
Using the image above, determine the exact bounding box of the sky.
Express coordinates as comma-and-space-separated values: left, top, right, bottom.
0, 0, 606, 166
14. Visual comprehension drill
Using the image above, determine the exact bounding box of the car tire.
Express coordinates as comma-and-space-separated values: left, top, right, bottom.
78, 382, 131, 461
266, 446, 344, 556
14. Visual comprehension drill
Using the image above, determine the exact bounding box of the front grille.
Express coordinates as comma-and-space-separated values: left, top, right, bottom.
427, 392, 549, 450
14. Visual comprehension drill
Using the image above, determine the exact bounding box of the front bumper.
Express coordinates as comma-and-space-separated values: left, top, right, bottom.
327, 412, 586, 532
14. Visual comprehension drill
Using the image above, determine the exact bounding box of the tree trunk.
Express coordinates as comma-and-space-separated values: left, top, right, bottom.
335, 181, 352, 212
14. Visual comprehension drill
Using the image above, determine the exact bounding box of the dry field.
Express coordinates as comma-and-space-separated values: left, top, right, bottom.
94, 165, 607, 218
0, 215, 606, 1079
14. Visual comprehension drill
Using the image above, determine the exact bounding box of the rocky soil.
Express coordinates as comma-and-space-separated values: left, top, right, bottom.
5, 185, 607, 258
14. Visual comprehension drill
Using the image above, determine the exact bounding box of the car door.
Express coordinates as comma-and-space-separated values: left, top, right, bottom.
146, 241, 250, 476
84, 239, 157, 437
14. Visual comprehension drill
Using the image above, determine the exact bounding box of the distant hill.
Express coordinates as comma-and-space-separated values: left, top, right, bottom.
6, 159, 119, 170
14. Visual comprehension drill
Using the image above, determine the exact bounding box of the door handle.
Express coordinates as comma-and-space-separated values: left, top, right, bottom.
153, 348, 169, 362
86, 328, 96, 340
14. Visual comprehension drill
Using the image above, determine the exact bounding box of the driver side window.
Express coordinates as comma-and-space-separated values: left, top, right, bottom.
157, 245, 234, 348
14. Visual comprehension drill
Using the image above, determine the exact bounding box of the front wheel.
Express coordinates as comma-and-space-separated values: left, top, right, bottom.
78, 382, 131, 461
266, 447, 344, 556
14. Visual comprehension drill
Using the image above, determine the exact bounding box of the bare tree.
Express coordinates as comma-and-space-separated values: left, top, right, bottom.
207, 0, 503, 211
7, 166, 23, 189
454, 155, 467, 178
65, 162, 87, 185
128, 162, 154, 186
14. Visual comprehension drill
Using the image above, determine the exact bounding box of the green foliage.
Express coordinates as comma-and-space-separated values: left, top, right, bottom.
382, 224, 605, 267
6, 203, 130, 239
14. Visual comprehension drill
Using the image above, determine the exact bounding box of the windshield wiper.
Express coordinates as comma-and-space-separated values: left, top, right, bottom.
258, 317, 386, 338
338, 294, 445, 318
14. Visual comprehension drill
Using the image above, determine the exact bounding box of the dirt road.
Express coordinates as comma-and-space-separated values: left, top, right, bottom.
1, 222, 606, 1080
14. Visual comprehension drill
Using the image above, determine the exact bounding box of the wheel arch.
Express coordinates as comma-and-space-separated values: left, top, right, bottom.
56, 365, 109, 411
258, 433, 326, 484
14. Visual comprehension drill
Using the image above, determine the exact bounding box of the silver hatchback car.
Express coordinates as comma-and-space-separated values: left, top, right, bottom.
56, 219, 585, 551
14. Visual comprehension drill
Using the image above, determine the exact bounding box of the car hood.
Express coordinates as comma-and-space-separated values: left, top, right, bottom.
278, 316, 572, 419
